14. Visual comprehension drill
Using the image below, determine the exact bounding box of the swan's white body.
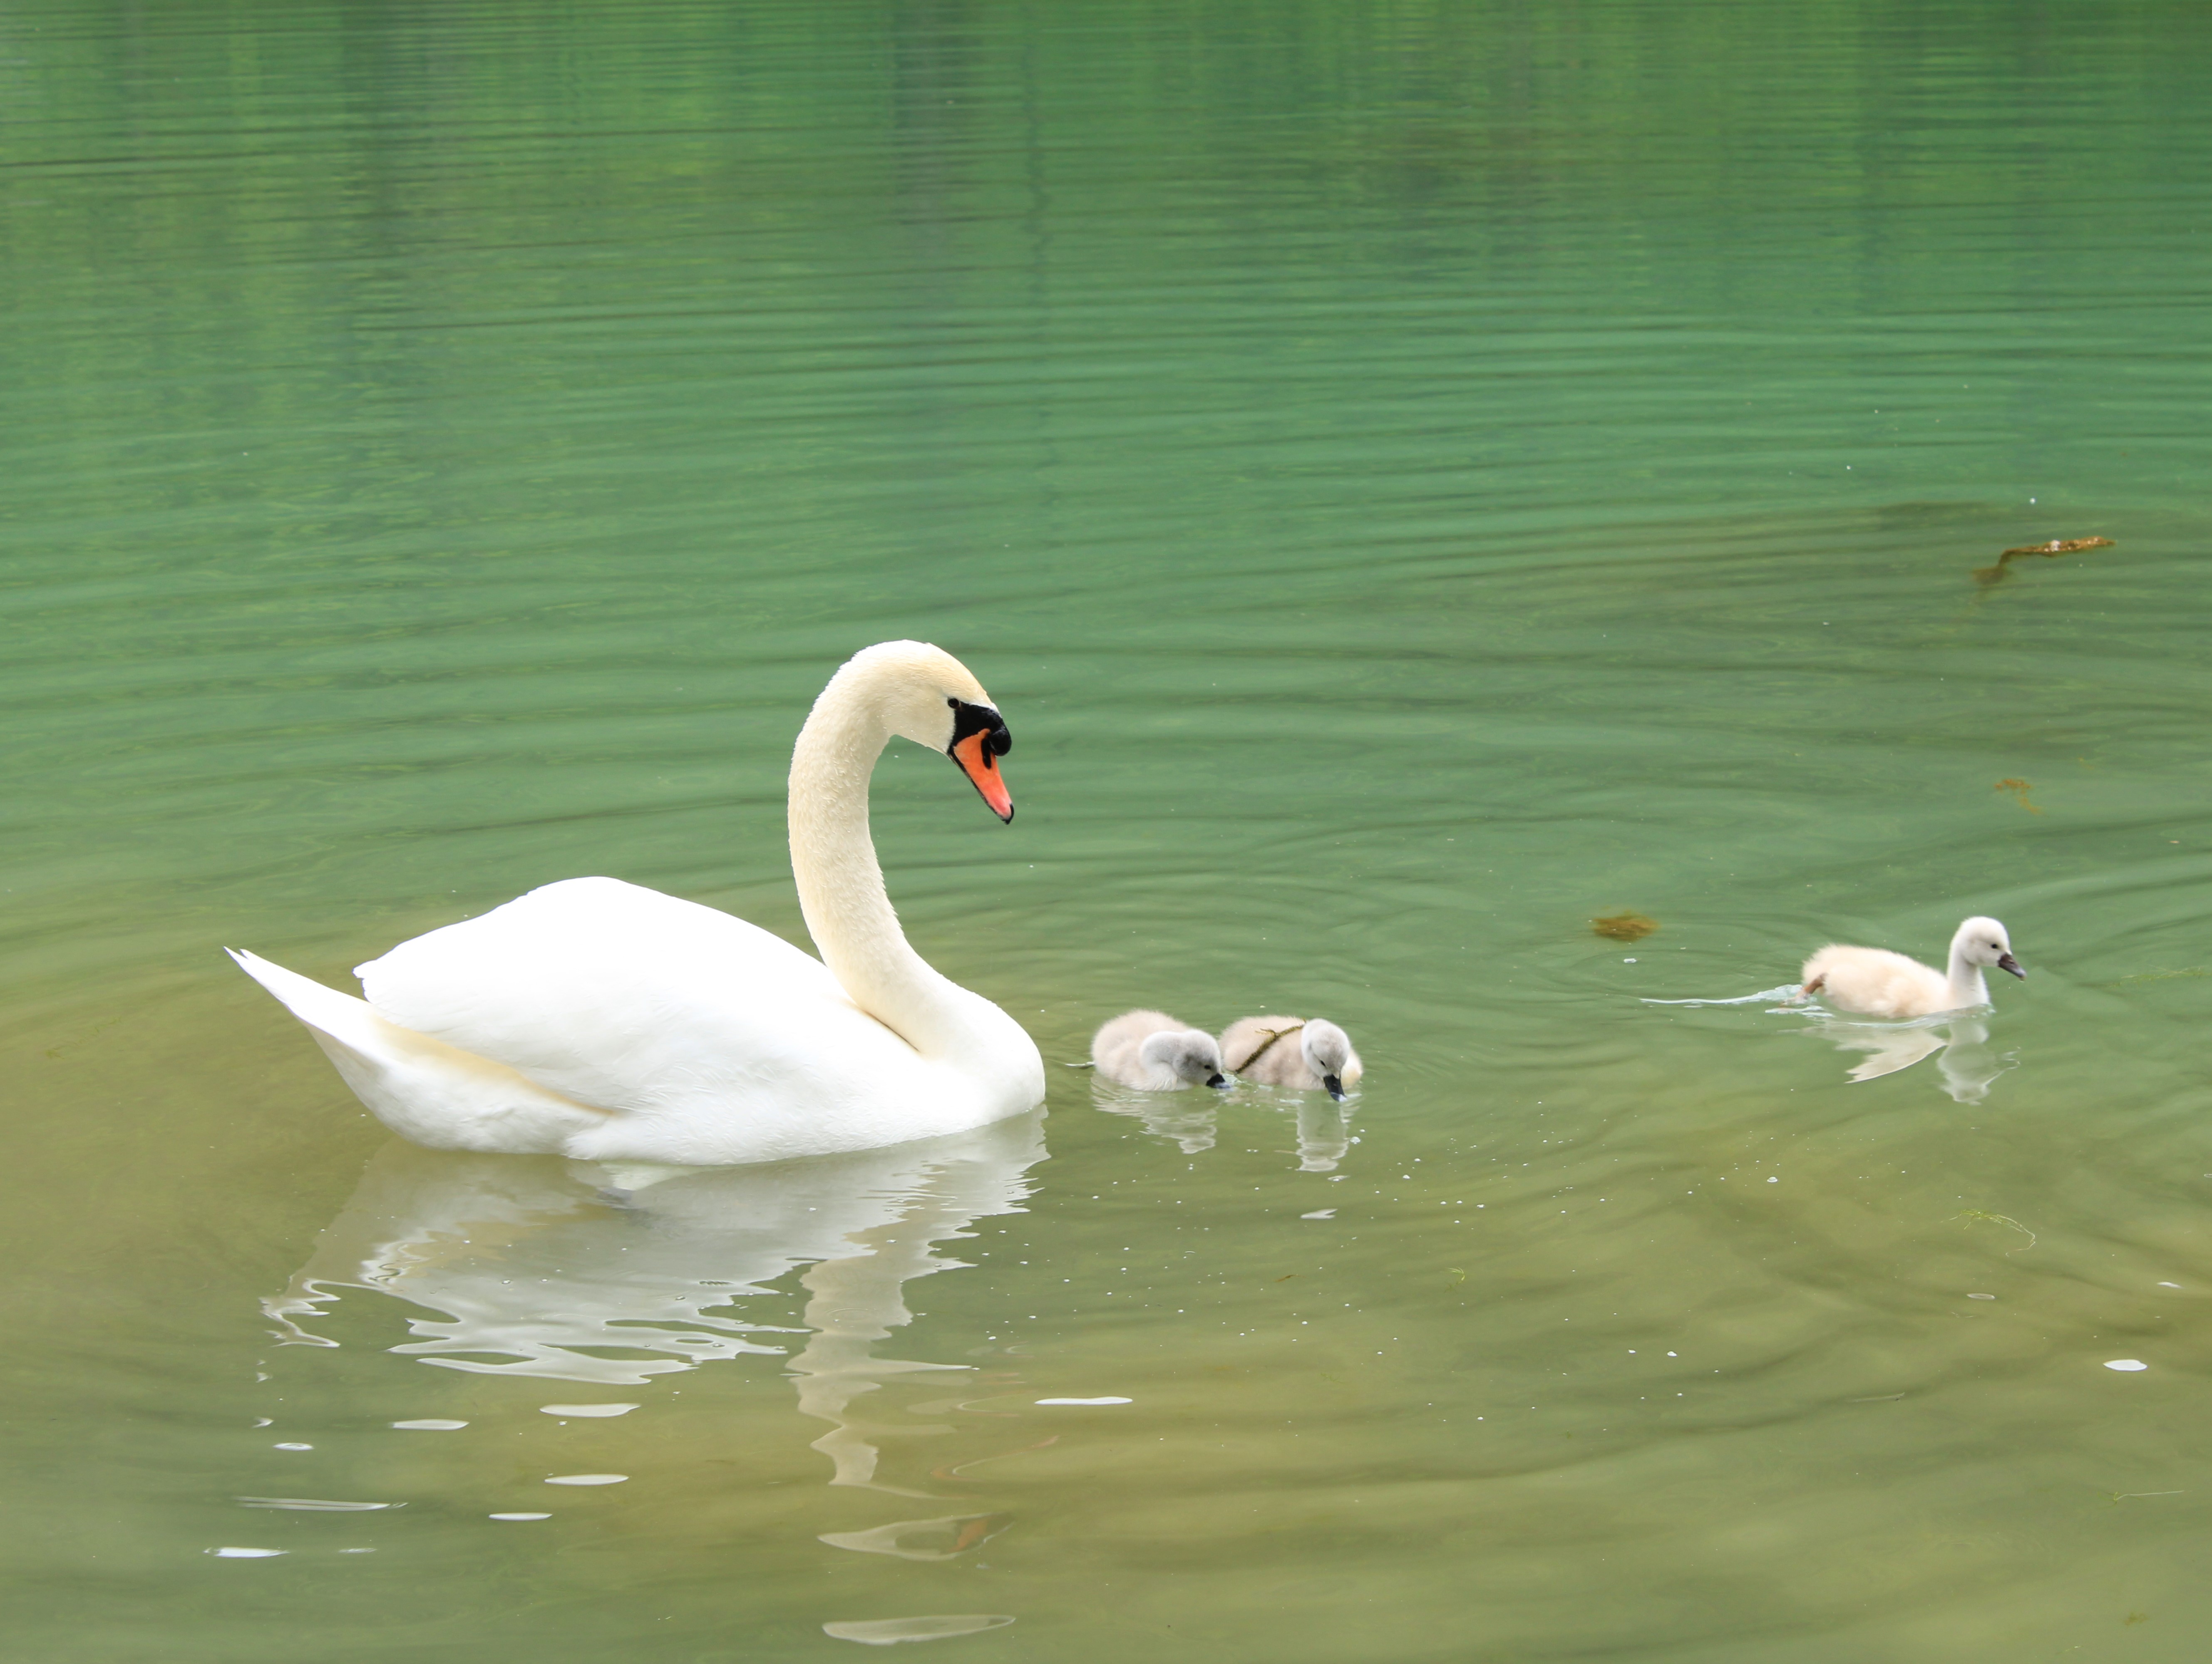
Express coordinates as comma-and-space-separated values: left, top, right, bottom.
1799, 916, 2024, 1020
231, 642, 1046, 1166
1089, 1009, 1226, 1090
1217, 1015, 1363, 1098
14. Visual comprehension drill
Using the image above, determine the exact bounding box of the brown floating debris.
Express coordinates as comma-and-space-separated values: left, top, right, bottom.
1591, 912, 1658, 942
952, 1517, 996, 1552
1994, 777, 2044, 815
1973, 535, 2115, 588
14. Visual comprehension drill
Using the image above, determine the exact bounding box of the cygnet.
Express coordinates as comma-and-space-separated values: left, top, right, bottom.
1799, 916, 2025, 1019
1090, 1010, 1229, 1091
1217, 1015, 1363, 1101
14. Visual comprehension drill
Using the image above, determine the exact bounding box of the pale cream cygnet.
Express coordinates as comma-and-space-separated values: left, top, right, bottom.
1217, 1015, 1362, 1101
1799, 916, 2025, 1019
1091, 1010, 1229, 1091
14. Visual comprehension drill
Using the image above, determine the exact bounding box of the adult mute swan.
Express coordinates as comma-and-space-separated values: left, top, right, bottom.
230, 641, 1047, 1165
1799, 916, 2025, 1019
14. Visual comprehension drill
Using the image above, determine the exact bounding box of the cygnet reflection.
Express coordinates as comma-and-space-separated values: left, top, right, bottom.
1290, 1097, 1351, 1173
264, 1114, 1047, 1500
1089, 1075, 1353, 1171
1797, 1013, 2013, 1104
1088, 1074, 1220, 1153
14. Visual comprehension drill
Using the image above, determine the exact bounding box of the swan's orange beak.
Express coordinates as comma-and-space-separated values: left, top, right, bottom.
951, 730, 1014, 822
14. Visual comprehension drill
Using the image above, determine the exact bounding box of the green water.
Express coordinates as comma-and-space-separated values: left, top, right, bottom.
5, 1, 2212, 1657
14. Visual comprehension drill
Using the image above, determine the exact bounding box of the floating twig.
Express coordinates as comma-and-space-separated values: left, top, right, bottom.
1973, 536, 2115, 588
1228, 1024, 1302, 1073
2003, 536, 2116, 558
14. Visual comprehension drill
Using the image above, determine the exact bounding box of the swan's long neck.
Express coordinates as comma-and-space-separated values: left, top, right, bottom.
787, 669, 965, 1052
1944, 940, 1989, 1009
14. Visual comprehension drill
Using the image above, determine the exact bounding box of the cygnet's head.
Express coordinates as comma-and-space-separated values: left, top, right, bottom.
1300, 1019, 1355, 1101
1952, 916, 2024, 979
1142, 1029, 1229, 1089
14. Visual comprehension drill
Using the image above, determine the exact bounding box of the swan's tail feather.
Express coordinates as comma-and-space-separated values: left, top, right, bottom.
228, 947, 388, 1052
227, 947, 609, 1153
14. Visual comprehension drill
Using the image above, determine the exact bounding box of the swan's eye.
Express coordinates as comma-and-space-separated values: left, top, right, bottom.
947, 698, 1011, 756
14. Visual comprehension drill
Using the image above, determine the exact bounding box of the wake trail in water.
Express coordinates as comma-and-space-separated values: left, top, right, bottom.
1641, 985, 1804, 1009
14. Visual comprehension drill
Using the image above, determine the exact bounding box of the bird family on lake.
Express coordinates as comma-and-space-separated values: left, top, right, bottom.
232, 641, 2024, 1166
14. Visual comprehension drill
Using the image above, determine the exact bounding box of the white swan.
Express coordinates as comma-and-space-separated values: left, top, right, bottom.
1089, 1010, 1228, 1090
1217, 1015, 1362, 1101
1798, 916, 2025, 1019
230, 641, 1047, 1165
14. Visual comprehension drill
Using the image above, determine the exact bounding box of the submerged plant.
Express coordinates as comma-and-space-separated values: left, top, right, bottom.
1957, 1209, 2037, 1253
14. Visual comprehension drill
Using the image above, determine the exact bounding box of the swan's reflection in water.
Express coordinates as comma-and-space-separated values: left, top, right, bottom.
1087, 1077, 1219, 1154
264, 1114, 1047, 1530
1800, 1014, 2013, 1103
1647, 989, 2017, 1104
1290, 1097, 1351, 1172
1090, 1079, 1353, 1170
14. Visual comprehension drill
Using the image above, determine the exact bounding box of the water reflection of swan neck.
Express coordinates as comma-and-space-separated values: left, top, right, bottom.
1295, 1099, 1350, 1172
1934, 1016, 2010, 1104
783, 1136, 1043, 1495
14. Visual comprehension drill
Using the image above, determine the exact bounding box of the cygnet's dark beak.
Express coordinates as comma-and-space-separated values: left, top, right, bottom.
1322, 1075, 1345, 1101
1205, 1072, 1229, 1089
1996, 952, 2025, 979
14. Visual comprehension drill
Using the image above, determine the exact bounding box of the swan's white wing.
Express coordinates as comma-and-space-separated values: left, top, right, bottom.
229, 947, 613, 1155
357, 877, 917, 1124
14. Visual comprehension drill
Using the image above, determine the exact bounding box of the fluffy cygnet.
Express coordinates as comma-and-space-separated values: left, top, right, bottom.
1091, 1010, 1229, 1091
1218, 1015, 1363, 1101
1799, 916, 2025, 1019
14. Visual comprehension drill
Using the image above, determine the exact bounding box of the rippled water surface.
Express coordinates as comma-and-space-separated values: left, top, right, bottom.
6, 2, 2212, 1658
